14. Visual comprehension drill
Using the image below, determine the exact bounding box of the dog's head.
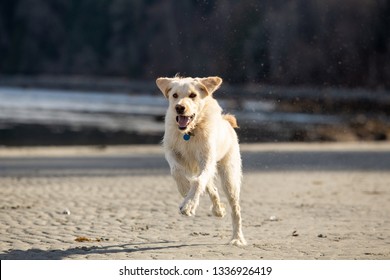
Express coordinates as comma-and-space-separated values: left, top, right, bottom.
156, 76, 222, 133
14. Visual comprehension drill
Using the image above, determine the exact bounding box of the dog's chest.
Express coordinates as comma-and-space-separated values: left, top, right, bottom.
174, 139, 198, 159
170, 137, 204, 170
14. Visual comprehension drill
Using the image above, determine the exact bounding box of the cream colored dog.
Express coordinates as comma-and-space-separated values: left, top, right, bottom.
156, 76, 246, 246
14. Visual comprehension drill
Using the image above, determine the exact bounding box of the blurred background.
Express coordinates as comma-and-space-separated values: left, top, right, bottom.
0, 0, 389, 146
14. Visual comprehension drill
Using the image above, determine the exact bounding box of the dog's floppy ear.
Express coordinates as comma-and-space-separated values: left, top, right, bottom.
199, 76, 223, 95
156, 77, 173, 98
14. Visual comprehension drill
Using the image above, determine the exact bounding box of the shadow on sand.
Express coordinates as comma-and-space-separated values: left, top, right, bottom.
0, 241, 217, 260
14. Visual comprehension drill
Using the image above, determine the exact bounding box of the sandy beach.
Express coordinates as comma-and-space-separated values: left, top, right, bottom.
0, 142, 389, 260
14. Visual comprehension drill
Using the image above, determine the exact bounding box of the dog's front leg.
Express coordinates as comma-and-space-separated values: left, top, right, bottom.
165, 150, 191, 198
179, 146, 217, 216
165, 149, 204, 217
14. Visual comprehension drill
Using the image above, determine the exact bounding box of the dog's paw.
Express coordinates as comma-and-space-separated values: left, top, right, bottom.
212, 203, 226, 218
229, 237, 247, 247
179, 198, 199, 216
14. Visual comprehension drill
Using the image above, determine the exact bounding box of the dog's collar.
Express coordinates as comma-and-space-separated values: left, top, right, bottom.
183, 131, 195, 141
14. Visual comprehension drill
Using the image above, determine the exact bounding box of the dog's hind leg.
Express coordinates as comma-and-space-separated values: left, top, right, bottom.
218, 153, 247, 246
206, 180, 226, 218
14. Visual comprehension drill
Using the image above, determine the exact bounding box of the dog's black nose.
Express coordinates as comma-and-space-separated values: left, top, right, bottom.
175, 104, 185, 114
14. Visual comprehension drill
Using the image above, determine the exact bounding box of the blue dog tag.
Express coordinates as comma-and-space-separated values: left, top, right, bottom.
183, 134, 191, 141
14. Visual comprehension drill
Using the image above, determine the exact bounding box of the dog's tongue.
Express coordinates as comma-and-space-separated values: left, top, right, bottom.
177, 116, 190, 128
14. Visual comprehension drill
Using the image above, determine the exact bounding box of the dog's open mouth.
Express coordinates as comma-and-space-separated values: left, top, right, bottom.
176, 114, 195, 130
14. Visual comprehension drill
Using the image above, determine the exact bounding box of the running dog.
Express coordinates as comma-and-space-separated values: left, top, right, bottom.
156, 76, 246, 246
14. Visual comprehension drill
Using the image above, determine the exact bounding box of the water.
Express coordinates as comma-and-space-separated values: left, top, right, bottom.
0, 85, 342, 128
0, 86, 167, 132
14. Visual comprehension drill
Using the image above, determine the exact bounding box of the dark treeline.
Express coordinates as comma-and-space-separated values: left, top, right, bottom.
0, 0, 389, 88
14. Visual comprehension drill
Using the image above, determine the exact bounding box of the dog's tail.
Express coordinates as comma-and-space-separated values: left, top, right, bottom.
223, 114, 239, 128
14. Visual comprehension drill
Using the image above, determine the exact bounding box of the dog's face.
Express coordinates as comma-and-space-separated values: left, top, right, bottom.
156, 76, 222, 133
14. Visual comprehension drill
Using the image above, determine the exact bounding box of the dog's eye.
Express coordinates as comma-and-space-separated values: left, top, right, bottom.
172, 93, 178, 98
189, 93, 197, 98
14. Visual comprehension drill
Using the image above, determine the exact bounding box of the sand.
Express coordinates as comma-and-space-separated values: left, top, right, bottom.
0, 143, 389, 259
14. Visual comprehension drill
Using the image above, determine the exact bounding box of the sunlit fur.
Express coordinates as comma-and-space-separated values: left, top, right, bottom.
156, 76, 246, 246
